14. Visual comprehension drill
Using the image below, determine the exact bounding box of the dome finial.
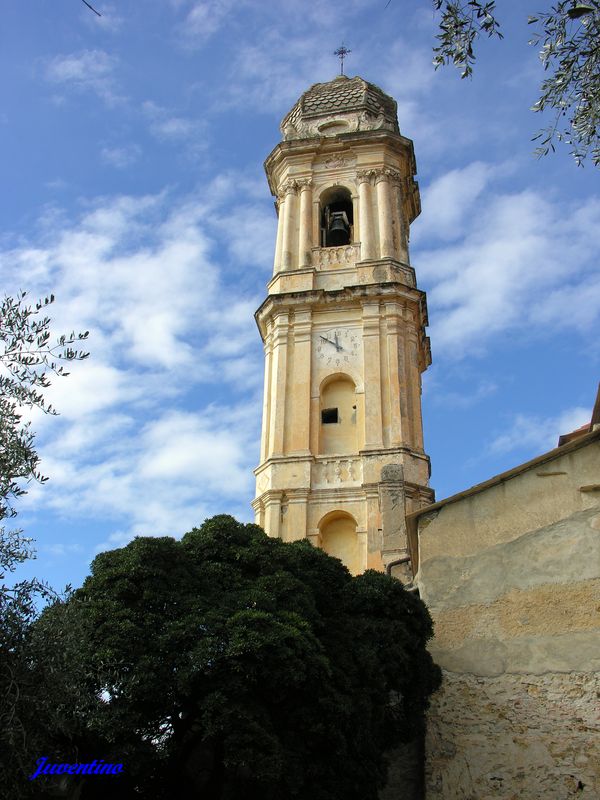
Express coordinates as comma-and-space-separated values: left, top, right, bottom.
333, 43, 352, 76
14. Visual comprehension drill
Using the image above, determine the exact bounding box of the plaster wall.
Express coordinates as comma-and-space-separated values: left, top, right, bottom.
414, 432, 600, 799
321, 514, 361, 575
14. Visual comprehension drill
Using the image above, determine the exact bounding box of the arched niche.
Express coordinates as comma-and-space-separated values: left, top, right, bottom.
319, 373, 357, 455
319, 511, 360, 575
319, 185, 354, 248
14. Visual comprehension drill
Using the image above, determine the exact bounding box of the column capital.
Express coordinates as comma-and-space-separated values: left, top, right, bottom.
279, 178, 300, 198
356, 168, 377, 185
373, 167, 402, 185
297, 177, 313, 190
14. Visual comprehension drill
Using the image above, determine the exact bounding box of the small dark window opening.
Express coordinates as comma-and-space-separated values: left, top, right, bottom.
321, 189, 353, 248
321, 408, 338, 424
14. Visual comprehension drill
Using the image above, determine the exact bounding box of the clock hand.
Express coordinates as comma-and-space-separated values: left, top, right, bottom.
320, 335, 335, 346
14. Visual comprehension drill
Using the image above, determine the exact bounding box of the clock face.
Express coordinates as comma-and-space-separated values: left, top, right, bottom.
315, 328, 360, 368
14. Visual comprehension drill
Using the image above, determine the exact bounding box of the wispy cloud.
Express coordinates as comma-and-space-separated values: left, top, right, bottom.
413, 164, 600, 357
81, 3, 124, 33
489, 406, 591, 456
413, 161, 504, 244
141, 100, 207, 152
100, 144, 141, 168
42, 542, 83, 558
429, 378, 498, 409
45, 49, 122, 106
174, 0, 239, 48
6, 177, 272, 547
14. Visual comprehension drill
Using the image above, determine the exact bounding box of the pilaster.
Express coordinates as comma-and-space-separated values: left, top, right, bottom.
378, 464, 410, 572
362, 302, 384, 450
290, 308, 312, 453
259, 322, 273, 461
285, 488, 310, 542
298, 179, 313, 269
268, 311, 289, 456
375, 171, 394, 259
263, 490, 284, 539
357, 170, 376, 261
384, 301, 404, 447
281, 180, 298, 270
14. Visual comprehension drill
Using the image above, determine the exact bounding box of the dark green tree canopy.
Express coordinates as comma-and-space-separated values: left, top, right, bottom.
22, 516, 440, 800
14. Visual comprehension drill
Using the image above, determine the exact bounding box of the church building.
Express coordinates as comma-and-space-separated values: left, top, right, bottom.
252, 73, 600, 799
252, 74, 433, 576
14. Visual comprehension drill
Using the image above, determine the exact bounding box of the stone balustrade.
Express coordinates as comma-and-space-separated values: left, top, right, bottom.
313, 244, 360, 269
312, 456, 363, 487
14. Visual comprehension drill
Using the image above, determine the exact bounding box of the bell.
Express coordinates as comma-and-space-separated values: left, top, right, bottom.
327, 211, 350, 246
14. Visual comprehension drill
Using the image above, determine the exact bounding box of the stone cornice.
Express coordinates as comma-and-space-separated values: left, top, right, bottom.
255, 280, 427, 334
264, 130, 417, 198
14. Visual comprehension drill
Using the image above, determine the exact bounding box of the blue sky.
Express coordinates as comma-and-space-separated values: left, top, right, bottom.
3, 0, 598, 592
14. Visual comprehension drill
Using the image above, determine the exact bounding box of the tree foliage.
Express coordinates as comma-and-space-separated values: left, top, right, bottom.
433, 1, 600, 166
0, 292, 89, 796
0, 530, 61, 798
433, 0, 503, 79
0, 291, 89, 520
19, 516, 440, 800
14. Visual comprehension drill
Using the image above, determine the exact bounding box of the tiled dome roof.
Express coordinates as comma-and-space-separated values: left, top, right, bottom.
281, 75, 399, 139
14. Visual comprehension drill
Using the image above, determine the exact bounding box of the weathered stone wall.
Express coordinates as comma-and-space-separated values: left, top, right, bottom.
427, 671, 600, 799
412, 431, 600, 800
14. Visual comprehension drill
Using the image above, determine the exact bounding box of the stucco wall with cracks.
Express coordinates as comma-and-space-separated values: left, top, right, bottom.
413, 431, 600, 799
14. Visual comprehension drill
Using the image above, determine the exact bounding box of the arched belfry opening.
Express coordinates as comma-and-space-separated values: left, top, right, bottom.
319, 511, 360, 575
320, 186, 353, 247
319, 374, 357, 455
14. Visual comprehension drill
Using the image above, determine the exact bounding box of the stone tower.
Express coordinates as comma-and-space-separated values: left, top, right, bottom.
252, 75, 433, 575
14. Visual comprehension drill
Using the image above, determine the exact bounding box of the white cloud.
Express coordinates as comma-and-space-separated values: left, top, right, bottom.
4, 178, 271, 547
39, 401, 259, 550
139, 409, 252, 490
375, 36, 438, 101
414, 168, 600, 357
82, 3, 124, 33
175, 0, 238, 47
429, 377, 498, 408
43, 361, 141, 421
413, 162, 502, 243
101, 144, 141, 168
489, 406, 591, 456
212, 203, 276, 270
141, 101, 207, 150
45, 49, 122, 106
42, 542, 83, 558
217, 29, 332, 113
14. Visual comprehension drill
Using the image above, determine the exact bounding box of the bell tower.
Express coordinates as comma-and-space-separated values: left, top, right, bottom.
252, 75, 434, 575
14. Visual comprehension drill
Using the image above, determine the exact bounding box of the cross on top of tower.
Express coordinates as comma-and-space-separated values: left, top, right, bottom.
334, 43, 351, 76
